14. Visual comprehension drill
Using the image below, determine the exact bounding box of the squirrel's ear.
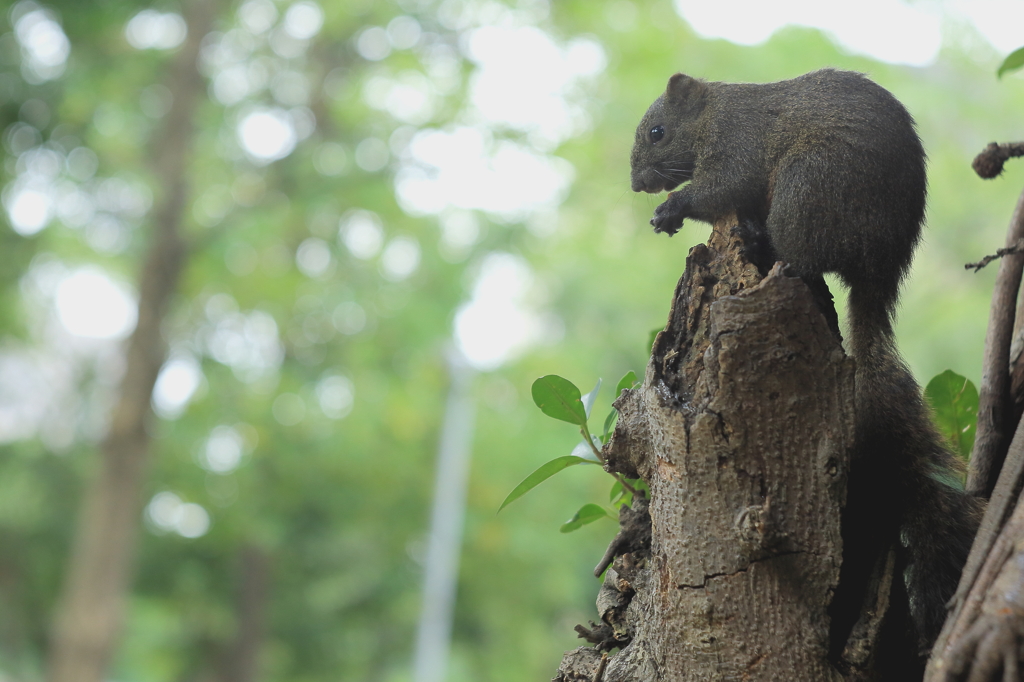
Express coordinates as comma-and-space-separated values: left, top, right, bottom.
666, 73, 706, 102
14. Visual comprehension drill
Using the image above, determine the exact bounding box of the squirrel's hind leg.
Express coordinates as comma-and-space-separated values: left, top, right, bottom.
731, 217, 775, 274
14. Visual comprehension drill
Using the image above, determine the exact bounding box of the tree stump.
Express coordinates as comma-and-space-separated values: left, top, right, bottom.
558, 218, 856, 681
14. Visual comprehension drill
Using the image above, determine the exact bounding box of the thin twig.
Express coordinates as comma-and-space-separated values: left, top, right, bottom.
593, 653, 609, 682
581, 425, 604, 462
966, 239, 1024, 272
611, 472, 639, 497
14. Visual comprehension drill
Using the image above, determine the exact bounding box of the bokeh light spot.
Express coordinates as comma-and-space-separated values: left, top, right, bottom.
356, 26, 391, 61
5, 184, 52, 235
237, 108, 297, 163
146, 492, 211, 538
380, 236, 421, 281
200, 425, 245, 473
125, 10, 187, 50
316, 374, 354, 419
340, 210, 384, 259
454, 252, 542, 370
153, 354, 204, 419
283, 1, 323, 40
55, 267, 137, 339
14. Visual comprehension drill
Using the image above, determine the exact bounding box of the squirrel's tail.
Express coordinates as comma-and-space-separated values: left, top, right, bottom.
844, 286, 983, 651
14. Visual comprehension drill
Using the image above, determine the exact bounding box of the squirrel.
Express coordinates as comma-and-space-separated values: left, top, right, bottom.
630, 68, 983, 671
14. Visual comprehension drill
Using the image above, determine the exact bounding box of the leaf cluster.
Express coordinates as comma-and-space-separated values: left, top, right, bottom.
500, 371, 645, 535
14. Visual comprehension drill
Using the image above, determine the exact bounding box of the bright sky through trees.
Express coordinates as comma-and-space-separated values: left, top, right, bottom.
673, 0, 1024, 66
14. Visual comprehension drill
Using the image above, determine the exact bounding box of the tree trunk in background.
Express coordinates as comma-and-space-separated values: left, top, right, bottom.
220, 546, 270, 682
556, 220, 857, 681
46, 4, 214, 681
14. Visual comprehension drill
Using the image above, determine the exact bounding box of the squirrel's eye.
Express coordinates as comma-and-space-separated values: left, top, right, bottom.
650, 125, 665, 143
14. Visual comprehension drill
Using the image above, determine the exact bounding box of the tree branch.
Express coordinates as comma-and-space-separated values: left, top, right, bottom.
972, 142, 1024, 179
965, 239, 1024, 272
966, 161, 1024, 498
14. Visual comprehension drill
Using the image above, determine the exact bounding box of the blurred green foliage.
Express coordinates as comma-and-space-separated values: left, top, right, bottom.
0, 0, 1021, 681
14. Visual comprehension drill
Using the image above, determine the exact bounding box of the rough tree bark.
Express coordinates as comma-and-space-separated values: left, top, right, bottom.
926, 411, 1024, 681
555, 218, 858, 681
46, 4, 215, 681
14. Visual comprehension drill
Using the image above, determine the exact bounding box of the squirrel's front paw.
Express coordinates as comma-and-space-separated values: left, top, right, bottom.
651, 199, 684, 236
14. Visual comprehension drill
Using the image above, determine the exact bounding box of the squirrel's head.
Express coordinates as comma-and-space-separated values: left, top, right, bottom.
630, 73, 708, 193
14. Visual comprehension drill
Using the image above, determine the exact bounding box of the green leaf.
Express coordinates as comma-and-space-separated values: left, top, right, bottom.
531, 375, 587, 425
924, 370, 978, 460
581, 378, 602, 419
611, 477, 646, 507
570, 438, 601, 463
602, 408, 618, 443
559, 503, 610, 533
635, 478, 650, 496
998, 46, 1024, 78
498, 456, 598, 512
615, 370, 638, 397
609, 479, 623, 502
600, 371, 636, 443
